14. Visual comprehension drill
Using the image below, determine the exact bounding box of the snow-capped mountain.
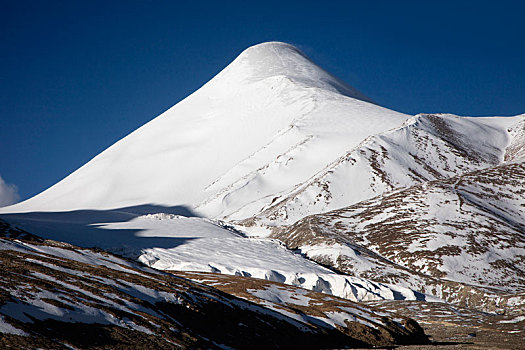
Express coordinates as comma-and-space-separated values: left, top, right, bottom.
2, 42, 409, 216
1, 41, 524, 333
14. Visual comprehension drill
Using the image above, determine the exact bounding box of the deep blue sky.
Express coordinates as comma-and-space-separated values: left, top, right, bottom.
1, 0, 524, 202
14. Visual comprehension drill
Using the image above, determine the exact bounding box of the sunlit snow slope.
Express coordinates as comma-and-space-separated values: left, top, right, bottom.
2, 42, 409, 216
251, 113, 525, 226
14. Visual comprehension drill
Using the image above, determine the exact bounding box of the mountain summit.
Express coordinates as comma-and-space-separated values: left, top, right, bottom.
216, 42, 374, 102
2, 42, 407, 214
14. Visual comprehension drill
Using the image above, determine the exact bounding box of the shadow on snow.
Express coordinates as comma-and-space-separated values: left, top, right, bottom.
0, 204, 199, 252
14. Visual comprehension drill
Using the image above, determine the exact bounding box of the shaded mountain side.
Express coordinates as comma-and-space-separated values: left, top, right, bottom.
271, 161, 525, 313
175, 271, 428, 347
0, 220, 429, 348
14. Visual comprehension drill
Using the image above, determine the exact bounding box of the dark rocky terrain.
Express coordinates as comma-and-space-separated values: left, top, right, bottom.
178, 272, 525, 349
379, 301, 525, 349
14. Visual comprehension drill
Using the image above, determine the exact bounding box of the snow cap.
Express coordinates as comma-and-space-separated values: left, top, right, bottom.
218, 41, 373, 103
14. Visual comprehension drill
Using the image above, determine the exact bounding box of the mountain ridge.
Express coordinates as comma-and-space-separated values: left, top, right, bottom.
239, 113, 524, 228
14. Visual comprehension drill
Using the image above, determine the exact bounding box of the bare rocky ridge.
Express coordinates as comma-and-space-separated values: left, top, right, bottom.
0, 220, 429, 349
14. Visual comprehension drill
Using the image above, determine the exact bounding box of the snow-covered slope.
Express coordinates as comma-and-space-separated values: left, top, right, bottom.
1, 42, 408, 217
247, 113, 525, 227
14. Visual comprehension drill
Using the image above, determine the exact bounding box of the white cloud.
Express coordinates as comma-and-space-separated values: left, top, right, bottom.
0, 175, 20, 207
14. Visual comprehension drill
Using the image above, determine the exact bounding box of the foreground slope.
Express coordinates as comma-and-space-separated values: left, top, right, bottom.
0, 211, 435, 304
178, 272, 525, 349
0, 221, 429, 349
2, 42, 408, 218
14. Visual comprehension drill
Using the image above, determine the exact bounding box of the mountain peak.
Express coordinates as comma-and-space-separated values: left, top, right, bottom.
241, 41, 300, 53
218, 41, 373, 103
237, 42, 312, 65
